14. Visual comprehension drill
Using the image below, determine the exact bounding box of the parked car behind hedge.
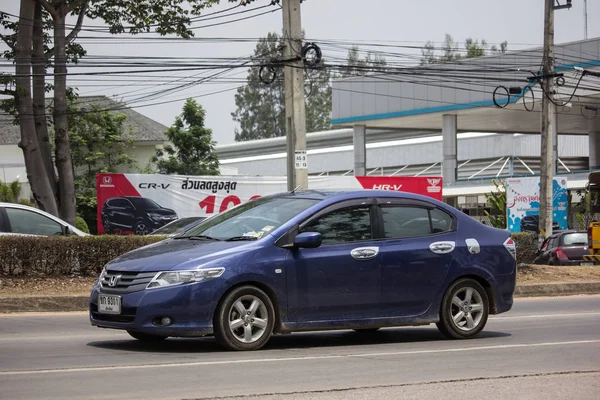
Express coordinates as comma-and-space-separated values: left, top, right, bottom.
0, 202, 89, 237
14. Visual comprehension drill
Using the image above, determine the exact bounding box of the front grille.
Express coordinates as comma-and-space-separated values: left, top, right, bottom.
91, 303, 137, 323
100, 270, 156, 294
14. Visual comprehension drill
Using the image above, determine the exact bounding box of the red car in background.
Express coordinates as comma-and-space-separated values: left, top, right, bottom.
534, 230, 595, 266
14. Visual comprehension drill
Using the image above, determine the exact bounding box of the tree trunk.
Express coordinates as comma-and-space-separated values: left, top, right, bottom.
15, 0, 59, 216
53, 9, 77, 225
32, 1, 58, 199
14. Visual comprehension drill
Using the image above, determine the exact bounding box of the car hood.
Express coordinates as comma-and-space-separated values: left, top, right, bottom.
105, 238, 257, 272
146, 208, 177, 216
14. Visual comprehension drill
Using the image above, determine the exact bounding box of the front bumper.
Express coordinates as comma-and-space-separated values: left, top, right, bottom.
89, 280, 219, 337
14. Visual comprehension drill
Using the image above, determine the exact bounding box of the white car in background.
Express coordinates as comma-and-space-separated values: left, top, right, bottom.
0, 202, 89, 237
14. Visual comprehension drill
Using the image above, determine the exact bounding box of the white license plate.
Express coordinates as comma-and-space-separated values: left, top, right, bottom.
98, 295, 121, 314
580, 262, 594, 266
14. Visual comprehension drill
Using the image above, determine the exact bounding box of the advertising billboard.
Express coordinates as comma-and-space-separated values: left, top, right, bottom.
505, 177, 568, 233
96, 174, 444, 235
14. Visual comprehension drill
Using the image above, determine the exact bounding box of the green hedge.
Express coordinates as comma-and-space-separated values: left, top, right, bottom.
0, 236, 166, 277
511, 232, 538, 265
0, 232, 540, 277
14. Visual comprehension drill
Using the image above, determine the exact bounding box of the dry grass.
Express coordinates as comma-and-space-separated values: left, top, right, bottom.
0, 277, 96, 297
1, 266, 599, 297
517, 265, 600, 284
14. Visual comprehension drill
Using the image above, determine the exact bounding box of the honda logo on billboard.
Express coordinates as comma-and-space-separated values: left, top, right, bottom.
100, 175, 114, 188
427, 178, 442, 193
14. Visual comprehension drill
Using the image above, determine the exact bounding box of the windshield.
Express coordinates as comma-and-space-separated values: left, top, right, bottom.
562, 233, 588, 246
180, 196, 320, 240
151, 217, 204, 235
129, 197, 161, 209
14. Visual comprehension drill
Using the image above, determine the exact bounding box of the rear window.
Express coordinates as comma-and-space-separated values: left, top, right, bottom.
561, 233, 588, 246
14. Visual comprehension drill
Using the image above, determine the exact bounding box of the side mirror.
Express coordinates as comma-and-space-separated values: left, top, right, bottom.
293, 232, 322, 249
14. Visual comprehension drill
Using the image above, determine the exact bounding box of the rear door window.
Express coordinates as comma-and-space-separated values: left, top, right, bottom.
380, 206, 455, 239
561, 233, 588, 246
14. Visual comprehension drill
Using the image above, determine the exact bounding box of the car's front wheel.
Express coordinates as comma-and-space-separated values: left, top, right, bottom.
436, 278, 489, 339
134, 219, 151, 235
127, 331, 168, 342
214, 286, 275, 351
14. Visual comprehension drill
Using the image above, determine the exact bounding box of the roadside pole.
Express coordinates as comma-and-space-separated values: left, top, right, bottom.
282, 0, 308, 191
540, 0, 555, 239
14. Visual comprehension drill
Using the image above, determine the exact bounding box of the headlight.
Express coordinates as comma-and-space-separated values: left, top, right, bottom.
146, 267, 225, 289
96, 267, 107, 286
148, 212, 166, 220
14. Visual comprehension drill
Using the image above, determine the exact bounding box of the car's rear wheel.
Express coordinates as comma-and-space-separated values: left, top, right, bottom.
127, 331, 168, 342
214, 286, 275, 351
102, 218, 113, 234
436, 278, 489, 339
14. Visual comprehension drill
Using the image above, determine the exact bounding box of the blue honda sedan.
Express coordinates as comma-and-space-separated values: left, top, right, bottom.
89, 190, 516, 351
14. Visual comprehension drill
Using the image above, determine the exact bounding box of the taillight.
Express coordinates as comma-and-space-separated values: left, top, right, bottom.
503, 237, 516, 260
555, 247, 568, 260
588, 227, 593, 247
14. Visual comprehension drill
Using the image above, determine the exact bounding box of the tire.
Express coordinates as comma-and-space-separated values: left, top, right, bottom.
102, 218, 114, 234
353, 328, 380, 333
134, 219, 151, 236
436, 278, 489, 339
127, 330, 168, 342
214, 285, 275, 351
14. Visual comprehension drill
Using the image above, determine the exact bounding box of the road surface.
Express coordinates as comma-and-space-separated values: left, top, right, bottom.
1, 295, 599, 400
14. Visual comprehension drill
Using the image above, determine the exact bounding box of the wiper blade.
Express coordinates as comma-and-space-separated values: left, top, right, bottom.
225, 236, 258, 242
175, 235, 221, 241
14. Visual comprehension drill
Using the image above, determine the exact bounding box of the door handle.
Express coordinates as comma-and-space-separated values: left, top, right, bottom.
429, 241, 455, 254
351, 246, 379, 260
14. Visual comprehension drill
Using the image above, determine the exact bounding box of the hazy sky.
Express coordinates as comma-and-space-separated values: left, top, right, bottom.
1, 0, 598, 145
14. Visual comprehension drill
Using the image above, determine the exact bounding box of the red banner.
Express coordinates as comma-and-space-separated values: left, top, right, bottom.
96, 174, 442, 235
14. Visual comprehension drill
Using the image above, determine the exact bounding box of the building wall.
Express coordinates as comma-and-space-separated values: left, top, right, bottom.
218, 133, 589, 177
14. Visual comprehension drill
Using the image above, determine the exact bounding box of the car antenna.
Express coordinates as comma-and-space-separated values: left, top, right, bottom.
290, 185, 301, 194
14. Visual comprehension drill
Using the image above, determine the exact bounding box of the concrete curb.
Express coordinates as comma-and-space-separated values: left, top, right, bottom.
1, 282, 600, 313
514, 282, 600, 297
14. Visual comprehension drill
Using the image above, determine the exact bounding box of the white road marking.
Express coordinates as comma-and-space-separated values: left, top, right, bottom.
1, 340, 599, 376
490, 312, 600, 320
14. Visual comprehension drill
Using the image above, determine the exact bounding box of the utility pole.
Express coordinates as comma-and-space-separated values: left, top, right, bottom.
584, 0, 588, 39
282, 0, 308, 191
540, 0, 555, 239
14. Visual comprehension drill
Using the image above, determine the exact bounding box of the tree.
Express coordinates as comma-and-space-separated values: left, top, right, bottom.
3, 0, 224, 224
484, 179, 507, 229
420, 33, 508, 64
232, 32, 333, 142
232, 36, 387, 142
339, 45, 387, 77
1, 6, 86, 218
151, 98, 220, 176
67, 102, 137, 232
0, 180, 22, 203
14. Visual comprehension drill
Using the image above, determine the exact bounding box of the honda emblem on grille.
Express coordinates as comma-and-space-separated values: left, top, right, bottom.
108, 275, 121, 287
